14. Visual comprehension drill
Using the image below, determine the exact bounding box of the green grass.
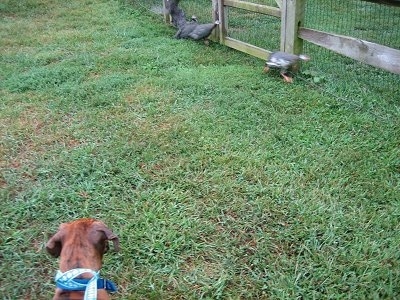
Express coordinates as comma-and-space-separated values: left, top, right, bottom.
1, 0, 399, 299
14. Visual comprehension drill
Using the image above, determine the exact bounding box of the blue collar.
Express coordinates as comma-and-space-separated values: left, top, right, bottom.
56, 277, 118, 292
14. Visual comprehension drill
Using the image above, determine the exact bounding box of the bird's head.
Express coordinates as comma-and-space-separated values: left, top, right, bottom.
299, 54, 310, 62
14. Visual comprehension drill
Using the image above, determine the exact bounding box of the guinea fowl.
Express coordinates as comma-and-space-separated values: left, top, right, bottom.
166, 0, 219, 43
264, 51, 310, 83
176, 20, 220, 41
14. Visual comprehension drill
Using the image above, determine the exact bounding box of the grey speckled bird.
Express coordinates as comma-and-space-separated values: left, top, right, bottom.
166, 0, 219, 42
176, 20, 220, 40
264, 51, 310, 83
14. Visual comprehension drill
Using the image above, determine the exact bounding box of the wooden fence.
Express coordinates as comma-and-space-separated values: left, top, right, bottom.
164, 0, 400, 74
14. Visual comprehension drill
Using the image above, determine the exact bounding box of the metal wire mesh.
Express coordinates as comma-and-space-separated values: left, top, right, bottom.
302, 0, 400, 103
238, 0, 278, 5
305, 0, 400, 49
226, 7, 280, 51
175, 0, 215, 22
130, 0, 214, 22
124, 0, 163, 14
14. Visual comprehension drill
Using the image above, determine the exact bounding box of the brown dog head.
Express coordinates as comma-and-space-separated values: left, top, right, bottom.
46, 218, 120, 271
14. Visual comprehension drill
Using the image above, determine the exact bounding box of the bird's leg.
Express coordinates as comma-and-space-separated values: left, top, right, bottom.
204, 39, 210, 46
281, 71, 293, 83
174, 28, 182, 39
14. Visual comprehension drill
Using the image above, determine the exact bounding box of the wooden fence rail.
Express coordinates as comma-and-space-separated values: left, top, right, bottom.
299, 28, 400, 74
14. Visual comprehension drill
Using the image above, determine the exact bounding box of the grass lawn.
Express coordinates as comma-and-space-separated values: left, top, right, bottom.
1, 0, 399, 299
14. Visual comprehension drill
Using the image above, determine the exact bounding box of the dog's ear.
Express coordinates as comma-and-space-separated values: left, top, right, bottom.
94, 222, 120, 252
46, 224, 66, 257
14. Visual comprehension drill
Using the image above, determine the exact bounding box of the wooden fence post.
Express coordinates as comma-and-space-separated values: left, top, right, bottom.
280, 0, 306, 54
162, 0, 170, 24
212, 0, 220, 41
217, 0, 227, 44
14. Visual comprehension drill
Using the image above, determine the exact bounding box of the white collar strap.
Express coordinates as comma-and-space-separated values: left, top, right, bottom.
55, 268, 99, 300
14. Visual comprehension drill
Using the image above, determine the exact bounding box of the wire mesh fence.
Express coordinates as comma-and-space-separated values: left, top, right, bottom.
301, 0, 400, 104
305, 0, 400, 49
127, 0, 216, 23
238, 0, 278, 5
123, 0, 162, 13
226, 6, 280, 51
175, 0, 215, 22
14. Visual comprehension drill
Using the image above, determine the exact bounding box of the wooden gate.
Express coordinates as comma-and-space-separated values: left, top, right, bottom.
213, 0, 305, 60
